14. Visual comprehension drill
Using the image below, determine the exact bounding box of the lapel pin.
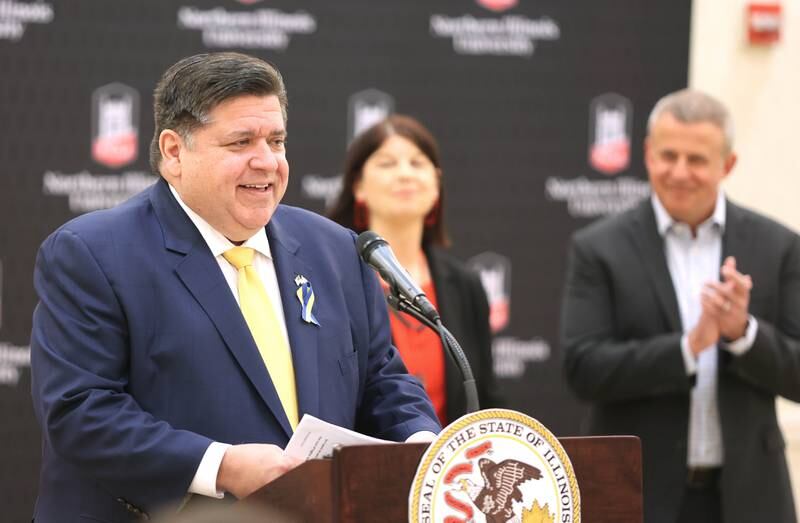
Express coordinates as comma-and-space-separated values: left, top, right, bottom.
294, 274, 320, 326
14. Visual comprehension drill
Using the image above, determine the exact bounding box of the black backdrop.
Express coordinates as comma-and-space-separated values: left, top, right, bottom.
0, 1, 691, 519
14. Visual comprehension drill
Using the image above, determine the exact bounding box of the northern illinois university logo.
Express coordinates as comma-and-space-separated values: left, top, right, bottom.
588, 93, 632, 176
91, 83, 139, 169
468, 252, 511, 334
347, 88, 394, 144
476, 0, 518, 12
410, 409, 580, 523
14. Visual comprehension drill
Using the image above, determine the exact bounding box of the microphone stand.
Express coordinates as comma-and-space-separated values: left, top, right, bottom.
386, 294, 480, 414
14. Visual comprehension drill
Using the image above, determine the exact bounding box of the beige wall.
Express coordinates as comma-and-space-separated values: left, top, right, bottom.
690, 0, 800, 507
690, 0, 800, 231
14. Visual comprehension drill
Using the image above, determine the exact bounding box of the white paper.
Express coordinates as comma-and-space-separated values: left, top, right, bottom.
284, 414, 392, 460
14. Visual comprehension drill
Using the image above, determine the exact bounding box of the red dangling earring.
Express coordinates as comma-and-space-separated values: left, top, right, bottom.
354, 199, 369, 230
424, 199, 439, 227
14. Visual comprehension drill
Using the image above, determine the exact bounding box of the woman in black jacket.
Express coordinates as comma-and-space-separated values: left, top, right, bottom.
328, 114, 500, 424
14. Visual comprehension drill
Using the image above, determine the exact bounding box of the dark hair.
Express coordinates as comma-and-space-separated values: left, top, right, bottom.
149, 52, 288, 174
328, 114, 449, 247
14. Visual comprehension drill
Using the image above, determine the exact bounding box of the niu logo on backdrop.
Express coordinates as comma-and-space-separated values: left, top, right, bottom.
476, 0, 518, 12
468, 252, 511, 333
91, 83, 139, 169
588, 93, 632, 176
347, 89, 395, 144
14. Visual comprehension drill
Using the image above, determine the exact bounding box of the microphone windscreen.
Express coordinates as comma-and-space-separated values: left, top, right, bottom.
356, 230, 386, 263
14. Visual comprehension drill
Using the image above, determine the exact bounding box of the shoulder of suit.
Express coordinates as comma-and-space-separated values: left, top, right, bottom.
48, 186, 152, 241
728, 200, 799, 241
426, 246, 484, 291
572, 199, 645, 245
273, 204, 356, 240
427, 246, 466, 273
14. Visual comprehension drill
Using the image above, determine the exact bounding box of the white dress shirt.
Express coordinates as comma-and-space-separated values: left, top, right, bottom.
652, 192, 758, 468
168, 185, 437, 498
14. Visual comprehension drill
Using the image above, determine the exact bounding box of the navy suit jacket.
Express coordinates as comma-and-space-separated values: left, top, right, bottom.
30, 178, 440, 522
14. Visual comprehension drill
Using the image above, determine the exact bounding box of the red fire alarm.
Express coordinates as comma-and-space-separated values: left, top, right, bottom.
747, 3, 782, 45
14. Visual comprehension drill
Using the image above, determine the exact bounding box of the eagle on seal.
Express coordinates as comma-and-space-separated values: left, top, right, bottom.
459, 458, 542, 523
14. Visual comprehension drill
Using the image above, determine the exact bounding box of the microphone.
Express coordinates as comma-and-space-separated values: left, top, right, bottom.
356, 231, 440, 323
387, 291, 480, 413
359, 231, 480, 413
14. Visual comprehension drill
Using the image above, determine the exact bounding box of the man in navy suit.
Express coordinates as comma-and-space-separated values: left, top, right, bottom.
30, 52, 440, 522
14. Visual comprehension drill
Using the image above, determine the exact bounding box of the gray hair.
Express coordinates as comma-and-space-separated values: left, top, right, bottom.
647, 89, 734, 153
149, 52, 288, 175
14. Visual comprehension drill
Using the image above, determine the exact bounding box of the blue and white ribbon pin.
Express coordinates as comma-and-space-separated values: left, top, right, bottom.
294, 275, 320, 326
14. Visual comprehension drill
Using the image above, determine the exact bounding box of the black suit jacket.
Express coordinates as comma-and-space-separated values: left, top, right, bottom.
424, 246, 502, 423
561, 198, 800, 523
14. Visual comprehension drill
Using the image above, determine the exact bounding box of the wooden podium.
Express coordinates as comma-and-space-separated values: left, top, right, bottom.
240, 435, 642, 522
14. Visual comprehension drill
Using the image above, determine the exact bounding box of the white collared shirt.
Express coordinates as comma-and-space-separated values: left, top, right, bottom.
652, 191, 757, 467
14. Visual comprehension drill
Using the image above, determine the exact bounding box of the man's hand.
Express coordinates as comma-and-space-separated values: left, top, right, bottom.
689, 257, 752, 357
703, 257, 752, 340
716, 256, 752, 340
688, 304, 721, 357
216, 444, 303, 499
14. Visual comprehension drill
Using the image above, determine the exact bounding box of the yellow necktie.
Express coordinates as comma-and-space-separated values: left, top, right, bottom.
223, 246, 298, 429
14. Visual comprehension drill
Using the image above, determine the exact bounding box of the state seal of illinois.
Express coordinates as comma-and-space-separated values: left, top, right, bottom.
409, 409, 580, 523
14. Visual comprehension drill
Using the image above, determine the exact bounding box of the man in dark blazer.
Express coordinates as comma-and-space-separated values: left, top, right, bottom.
561, 89, 800, 523
29, 52, 440, 523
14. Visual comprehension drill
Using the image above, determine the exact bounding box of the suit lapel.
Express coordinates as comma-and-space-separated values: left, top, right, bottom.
175, 250, 297, 436
425, 248, 464, 418
718, 201, 754, 372
630, 200, 682, 332
150, 180, 294, 438
427, 248, 459, 325
721, 201, 752, 271
267, 212, 320, 423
